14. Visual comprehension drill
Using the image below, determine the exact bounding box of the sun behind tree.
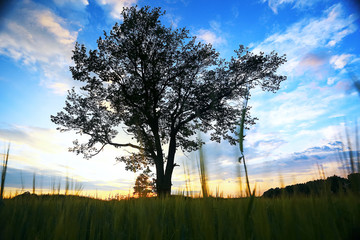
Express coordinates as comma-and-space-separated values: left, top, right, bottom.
51, 5, 286, 196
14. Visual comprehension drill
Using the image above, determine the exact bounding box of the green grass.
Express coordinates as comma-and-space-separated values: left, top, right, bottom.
0, 194, 359, 240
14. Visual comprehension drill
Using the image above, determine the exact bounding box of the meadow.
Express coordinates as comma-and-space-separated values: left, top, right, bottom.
0, 192, 359, 240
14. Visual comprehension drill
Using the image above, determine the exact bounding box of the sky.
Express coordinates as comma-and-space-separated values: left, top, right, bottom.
0, 0, 360, 198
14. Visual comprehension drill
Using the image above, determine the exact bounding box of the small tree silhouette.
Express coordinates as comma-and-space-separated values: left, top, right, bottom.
133, 173, 155, 197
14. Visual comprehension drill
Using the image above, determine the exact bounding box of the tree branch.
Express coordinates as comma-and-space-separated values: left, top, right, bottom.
87, 143, 107, 158
107, 141, 145, 151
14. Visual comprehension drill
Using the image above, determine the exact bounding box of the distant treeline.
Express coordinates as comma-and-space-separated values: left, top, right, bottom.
262, 173, 360, 198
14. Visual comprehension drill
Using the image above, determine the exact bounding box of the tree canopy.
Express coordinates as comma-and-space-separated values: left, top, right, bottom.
51, 6, 286, 196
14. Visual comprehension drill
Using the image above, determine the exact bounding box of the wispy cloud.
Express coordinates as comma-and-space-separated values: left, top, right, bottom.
245, 85, 356, 170
263, 0, 323, 14
0, 2, 79, 94
327, 77, 337, 85
253, 84, 341, 128
165, 13, 182, 28
36, 10, 76, 45
53, 0, 89, 8
300, 53, 326, 67
253, 4, 357, 76
330, 54, 354, 70
0, 125, 66, 154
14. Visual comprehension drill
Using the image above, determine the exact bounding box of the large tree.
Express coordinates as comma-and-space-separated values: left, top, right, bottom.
51, 6, 286, 196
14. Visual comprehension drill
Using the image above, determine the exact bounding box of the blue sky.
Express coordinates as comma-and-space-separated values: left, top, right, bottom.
0, 0, 359, 197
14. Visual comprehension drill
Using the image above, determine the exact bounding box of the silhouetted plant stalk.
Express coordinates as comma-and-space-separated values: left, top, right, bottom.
316, 163, 326, 180
20, 171, 24, 193
74, 180, 84, 196
337, 121, 360, 175
65, 175, 70, 195
198, 142, 209, 198
1, 144, 10, 200
346, 125, 355, 173
336, 120, 360, 193
182, 159, 192, 197
236, 84, 257, 238
32, 173, 36, 194
238, 83, 252, 197
356, 122, 360, 171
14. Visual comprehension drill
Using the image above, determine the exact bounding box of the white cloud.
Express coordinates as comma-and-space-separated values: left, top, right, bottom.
165, 13, 181, 28
268, 99, 326, 126
196, 20, 227, 46
327, 40, 336, 47
197, 29, 226, 46
37, 10, 76, 45
257, 85, 325, 126
253, 4, 357, 75
330, 54, 354, 69
327, 77, 336, 85
263, 0, 294, 14
209, 20, 221, 32
53, 0, 89, 7
0, 4, 79, 94
95, 0, 137, 19
47, 82, 72, 95
325, 27, 356, 47
263, 0, 323, 14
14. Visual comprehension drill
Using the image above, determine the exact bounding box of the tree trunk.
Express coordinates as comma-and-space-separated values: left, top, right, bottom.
156, 172, 172, 197
156, 133, 177, 197
155, 156, 176, 196
156, 160, 173, 197
154, 155, 169, 197
157, 181, 171, 197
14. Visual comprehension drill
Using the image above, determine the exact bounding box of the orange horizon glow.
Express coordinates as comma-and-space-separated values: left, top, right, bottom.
2, 160, 349, 200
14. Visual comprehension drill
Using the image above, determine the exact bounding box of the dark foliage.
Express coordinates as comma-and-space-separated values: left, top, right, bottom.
51, 6, 286, 196
262, 174, 360, 198
133, 172, 155, 197
10, 192, 95, 201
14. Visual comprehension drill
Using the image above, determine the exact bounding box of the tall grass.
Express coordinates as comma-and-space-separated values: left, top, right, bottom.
336, 121, 360, 193
32, 173, 36, 195
1, 194, 359, 239
1, 144, 10, 200
198, 144, 209, 198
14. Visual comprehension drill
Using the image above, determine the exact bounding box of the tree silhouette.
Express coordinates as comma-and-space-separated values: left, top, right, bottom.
133, 172, 155, 197
51, 6, 286, 196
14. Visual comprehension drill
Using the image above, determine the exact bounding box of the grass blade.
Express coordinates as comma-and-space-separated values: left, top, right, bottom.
1, 144, 10, 200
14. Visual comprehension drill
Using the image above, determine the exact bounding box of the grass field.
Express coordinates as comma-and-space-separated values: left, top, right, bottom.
0, 193, 359, 240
